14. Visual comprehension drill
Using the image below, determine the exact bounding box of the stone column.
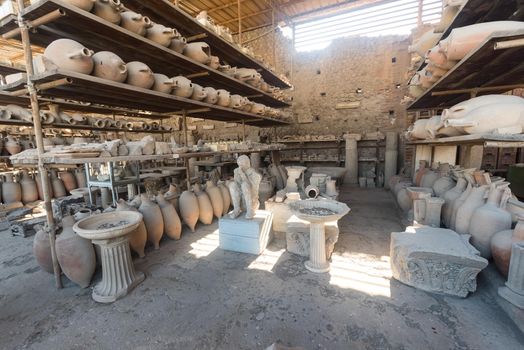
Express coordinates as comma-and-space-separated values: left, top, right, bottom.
424, 197, 445, 227
100, 187, 111, 209
384, 132, 398, 189
499, 242, 524, 308
92, 236, 145, 303
305, 222, 330, 273
127, 184, 137, 199
343, 133, 361, 185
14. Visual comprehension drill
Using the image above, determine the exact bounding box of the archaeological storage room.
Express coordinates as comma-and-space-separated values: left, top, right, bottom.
2, 0, 524, 349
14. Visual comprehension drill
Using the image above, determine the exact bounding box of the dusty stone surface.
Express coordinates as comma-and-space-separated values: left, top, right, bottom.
1, 187, 523, 349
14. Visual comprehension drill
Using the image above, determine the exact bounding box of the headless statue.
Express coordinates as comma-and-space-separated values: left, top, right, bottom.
228, 155, 261, 219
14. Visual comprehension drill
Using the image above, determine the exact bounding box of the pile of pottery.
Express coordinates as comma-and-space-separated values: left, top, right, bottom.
390, 161, 524, 280
408, 20, 524, 97
406, 95, 524, 140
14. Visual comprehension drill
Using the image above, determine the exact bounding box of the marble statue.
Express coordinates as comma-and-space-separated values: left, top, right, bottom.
228, 155, 261, 219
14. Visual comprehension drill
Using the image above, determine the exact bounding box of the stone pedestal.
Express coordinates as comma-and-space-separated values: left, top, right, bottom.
91, 236, 145, 303
384, 132, 398, 190
219, 210, 273, 255
499, 242, 524, 308
424, 197, 445, 227
286, 215, 339, 259
343, 133, 361, 184
285, 166, 306, 192
306, 222, 330, 273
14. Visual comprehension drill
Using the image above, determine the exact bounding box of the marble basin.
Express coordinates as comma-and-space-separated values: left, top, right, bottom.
73, 211, 142, 240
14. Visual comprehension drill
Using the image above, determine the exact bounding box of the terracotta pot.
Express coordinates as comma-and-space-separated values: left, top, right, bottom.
2, 173, 21, 204
235, 68, 259, 82
205, 180, 223, 219
179, 190, 199, 232
441, 177, 467, 228
116, 199, 146, 257
217, 181, 231, 216
93, 0, 123, 24
63, 0, 96, 11
408, 29, 440, 57
183, 42, 211, 64
44, 39, 94, 74
74, 168, 87, 188
208, 55, 220, 69
432, 173, 456, 198
92, 51, 127, 83
169, 37, 187, 53
59, 171, 77, 193
216, 89, 231, 107
147, 23, 179, 47
250, 103, 266, 115
203, 87, 218, 104
455, 184, 488, 235
120, 11, 152, 36
50, 170, 67, 198
420, 168, 438, 189
157, 193, 182, 240
33, 227, 54, 274
492, 216, 524, 277
259, 179, 274, 204
172, 76, 194, 98
138, 194, 164, 249
426, 46, 457, 70
35, 172, 52, 200
190, 83, 207, 101
396, 188, 411, 212
125, 61, 154, 89
4, 135, 21, 155
469, 184, 512, 259
229, 94, 244, 109
194, 183, 213, 225
269, 164, 284, 190
152, 73, 175, 94
20, 171, 38, 204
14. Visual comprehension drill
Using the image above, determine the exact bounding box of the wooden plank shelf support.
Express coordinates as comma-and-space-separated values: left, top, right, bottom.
2, 8, 64, 39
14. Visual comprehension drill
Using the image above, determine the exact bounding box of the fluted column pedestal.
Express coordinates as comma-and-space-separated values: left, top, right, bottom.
91, 236, 145, 303
305, 222, 330, 273
499, 242, 524, 309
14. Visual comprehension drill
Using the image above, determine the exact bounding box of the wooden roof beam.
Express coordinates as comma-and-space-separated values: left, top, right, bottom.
218, 8, 272, 25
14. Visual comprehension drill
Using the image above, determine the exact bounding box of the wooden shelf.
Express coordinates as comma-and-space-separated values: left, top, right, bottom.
0, 0, 289, 108
278, 139, 342, 143
0, 70, 290, 126
0, 118, 167, 133
406, 134, 524, 148
408, 30, 524, 110
123, 0, 291, 89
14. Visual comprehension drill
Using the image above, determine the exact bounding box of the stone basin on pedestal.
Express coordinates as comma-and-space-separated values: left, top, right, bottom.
73, 211, 145, 303
285, 166, 307, 192
289, 199, 350, 273
406, 187, 433, 223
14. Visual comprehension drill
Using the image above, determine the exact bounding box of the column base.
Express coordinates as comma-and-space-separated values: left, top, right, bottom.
93, 271, 145, 303
305, 260, 330, 273
499, 286, 524, 309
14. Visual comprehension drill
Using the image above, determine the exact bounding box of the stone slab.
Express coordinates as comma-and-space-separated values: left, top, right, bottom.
286, 215, 339, 259
219, 210, 273, 255
390, 226, 488, 297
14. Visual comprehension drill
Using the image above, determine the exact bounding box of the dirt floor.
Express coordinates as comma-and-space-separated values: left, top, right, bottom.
1, 187, 524, 350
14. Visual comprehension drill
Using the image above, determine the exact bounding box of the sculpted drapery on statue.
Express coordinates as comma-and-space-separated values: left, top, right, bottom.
228, 155, 261, 219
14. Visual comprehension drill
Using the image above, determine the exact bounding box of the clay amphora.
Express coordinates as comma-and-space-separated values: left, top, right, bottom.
420, 167, 438, 189
441, 177, 467, 228
432, 173, 456, 197
442, 95, 524, 121
228, 94, 245, 109
44, 39, 94, 74
92, 51, 127, 83
217, 181, 231, 216
408, 29, 440, 57
147, 24, 179, 47
179, 190, 199, 232
205, 180, 223, 219
414, 161, 428, 186
469, 184, 512, 259
35, 172, 52, 200
216, 89, 231, 107
172, 76, 194, 98
169, 37, 187, 53
125, 61, 155, 89
208, 55, 220, 69
74, 168, 87, 188
425, 46, 457, 70
2, 173, 21, 204
235, 68, 259, 82
450, 181, 473, 230
63, 0, 96, 11
396, 188, 411, 212
93, 0, 123, 24
249, 103, 265, 115
407, 119, 430, 140
59, 171, 77, 193
203, 87, 218, 104
190, 84, 207, 101
269, 164, 284, 190
152, 73, 175, 94
138, 194, 164, 250
6, 105, 32, 122
156, 193, 182, 240
120, 11, 152, 36
454, 184, 488, 235
492, 216, 524, 277
20, 171, 38, 204
183, 42, 211, 64
194, 183, 213, 225
4, 135, 21, 155
116, 199, 146, 257
165, 184, 179, 210
50, 170, 67, 198
56, 216, 96, 288
33, 226, 54, 273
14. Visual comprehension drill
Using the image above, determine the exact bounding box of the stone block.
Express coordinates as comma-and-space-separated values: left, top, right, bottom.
390, 226, 488, 297
286, 215, 339, 259
219, 210, 273, 255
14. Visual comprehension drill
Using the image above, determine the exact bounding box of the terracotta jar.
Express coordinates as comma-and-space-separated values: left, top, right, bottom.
50, 170, 67, 198
74, 168, 87, 188
59, 171, 77, 193
414, 161, 428, 186
172, 76, 194, 98
203, 87, 218, 104
216, 89, 231, 107
125, 61, 155, 89
138, 194, 163, 249
433, 172, 456, 197
56, 216, 96, 288
408, 28, 440, 57
169, 37, 187, 53
441, 176, 467, 228
235, 68, 259, 82
33, 226, 54, 274
4, 135, 21, 155
35, 172, 52, 200
63, 0, 96, 11
116, 199, 146, 257
152, 73, 175, 94
469, 184, 512, 259
147, 24, 179, 47
20, 171, 38, 204
2, 173, 21, 204
450, 180, 473, 230
229, 94, 245, 109
179, 190, 199, 232
93, 0, 123, 24
208, 55, 220, 69
217, 181, 231, 216
44, 39, 94, 74
454, 184, 489, 235
420, 166, 438, 189
426, 45, 457, 70
120, 11, 152, 36
156, 193, 182, 240
396, 187, 411, 212
250, 103, 266, 115
194, 183, 213, 225
92, 51, 128, 83
258, 179, 274, 205
183, 42, 211, 64
492, 216, 524, 277
205, 180, 223, 219
164, 184, 179, 210
190, 83, 207, 101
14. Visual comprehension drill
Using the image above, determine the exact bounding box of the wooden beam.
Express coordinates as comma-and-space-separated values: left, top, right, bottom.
219, 8, 272, 25
207, 0, 250, 14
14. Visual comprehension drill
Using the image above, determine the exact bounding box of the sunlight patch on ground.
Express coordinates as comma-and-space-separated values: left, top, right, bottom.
247, 248, 285, 272
188, 229, 219, 258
